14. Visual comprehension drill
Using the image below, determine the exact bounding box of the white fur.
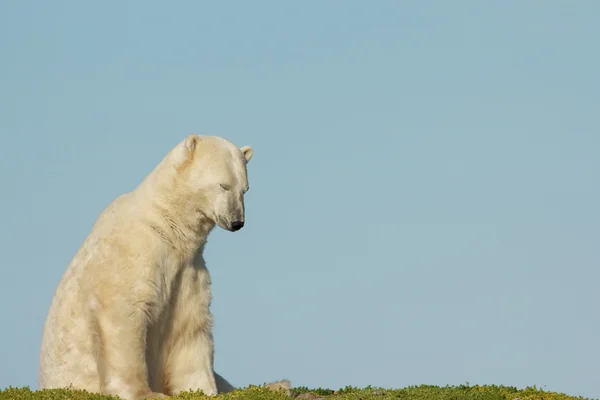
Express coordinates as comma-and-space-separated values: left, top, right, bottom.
39, 135, 264, 399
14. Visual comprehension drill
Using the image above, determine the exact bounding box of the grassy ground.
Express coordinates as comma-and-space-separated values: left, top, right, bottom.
0, 384, 595, 400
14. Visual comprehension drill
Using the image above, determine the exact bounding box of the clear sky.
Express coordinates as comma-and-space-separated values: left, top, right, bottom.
1, 1, 599, 398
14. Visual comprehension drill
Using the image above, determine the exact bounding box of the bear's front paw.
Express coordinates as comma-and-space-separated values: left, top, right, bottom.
137, 391, 167, 399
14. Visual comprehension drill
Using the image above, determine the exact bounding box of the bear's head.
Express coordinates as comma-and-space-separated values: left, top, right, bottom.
168, 134, 254, 233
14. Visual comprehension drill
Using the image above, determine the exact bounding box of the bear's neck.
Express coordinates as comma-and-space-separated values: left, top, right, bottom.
152, 200, 214, 250
135, 168, 216, 255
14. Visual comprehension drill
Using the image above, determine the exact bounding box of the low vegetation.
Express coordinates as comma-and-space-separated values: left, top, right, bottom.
0, 384, 595, 400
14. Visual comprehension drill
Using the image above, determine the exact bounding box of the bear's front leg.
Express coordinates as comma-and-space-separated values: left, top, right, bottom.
95, 301, 164, 400
163, 329, 218, 396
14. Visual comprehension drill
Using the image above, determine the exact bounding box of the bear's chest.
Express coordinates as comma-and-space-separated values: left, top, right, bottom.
148, 259, 212, 321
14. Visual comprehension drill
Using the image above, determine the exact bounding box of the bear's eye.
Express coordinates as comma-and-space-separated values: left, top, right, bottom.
219, 183, 231, 191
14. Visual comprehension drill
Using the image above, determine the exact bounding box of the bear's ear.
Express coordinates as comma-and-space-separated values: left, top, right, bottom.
172, 134, 199, 166
240, 145, 253, 163
184, 134, 199, 154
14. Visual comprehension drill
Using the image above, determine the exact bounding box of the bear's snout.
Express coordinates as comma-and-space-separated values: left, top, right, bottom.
230, 221, 244, 231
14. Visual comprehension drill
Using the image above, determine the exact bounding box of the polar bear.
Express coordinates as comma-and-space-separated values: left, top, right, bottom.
39, 135, 289, 399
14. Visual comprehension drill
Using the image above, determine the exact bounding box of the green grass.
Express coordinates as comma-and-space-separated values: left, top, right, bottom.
0, 384, 595, 400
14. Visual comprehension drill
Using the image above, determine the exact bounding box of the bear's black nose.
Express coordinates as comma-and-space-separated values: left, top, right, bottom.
231, 221, 245, 231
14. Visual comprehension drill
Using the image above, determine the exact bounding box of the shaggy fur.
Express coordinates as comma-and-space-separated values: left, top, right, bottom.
39, 135, 289, 399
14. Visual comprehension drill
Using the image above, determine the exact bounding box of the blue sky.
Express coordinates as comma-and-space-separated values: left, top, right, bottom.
1, 1, 599, 398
